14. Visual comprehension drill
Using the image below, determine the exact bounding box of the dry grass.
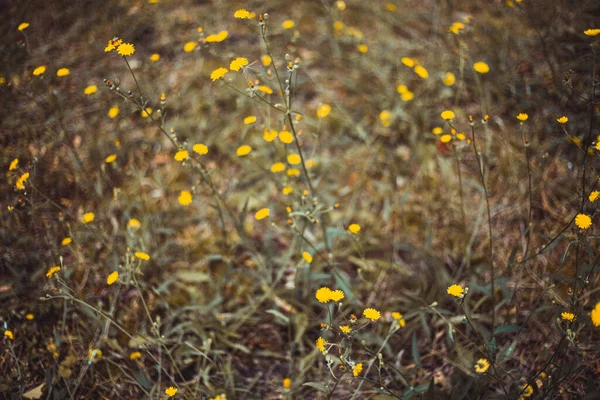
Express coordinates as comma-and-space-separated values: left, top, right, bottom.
2, 0, 600, 398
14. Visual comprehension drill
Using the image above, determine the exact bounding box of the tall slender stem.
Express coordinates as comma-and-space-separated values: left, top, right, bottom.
470, 123, 496, 329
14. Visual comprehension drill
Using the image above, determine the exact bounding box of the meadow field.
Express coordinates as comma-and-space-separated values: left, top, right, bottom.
2, 0, 600, 398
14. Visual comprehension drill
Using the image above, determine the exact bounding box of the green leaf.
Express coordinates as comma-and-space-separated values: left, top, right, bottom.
266, 309, 289, 324
499, 338, 518, 363
303, 382, 329, 393
411, 332, 421, 367
493, 324, 521, 335
487, 337, 497, 359
175, 271, 210, 283
333, 269, 355, 301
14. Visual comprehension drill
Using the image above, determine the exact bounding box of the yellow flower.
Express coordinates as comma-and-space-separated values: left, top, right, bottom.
107, 271, 119, 285
353, 363, 363, 377
358, 44, 368, 53
204, 30, 229, 43
517, 113, 529, 122
302, 252, 313, 263
401, 91, 414, 101
88, 348, 102, 362
25, 313, 34, 320
82, 212, 95, 224
174, 150, 189, 161
575, 213, 592, 229
4, 330, 14, 340
262, 55, 272, 66
397, 85, 408, 94
46, 266, 61, 278
287, 154, 301, 165
263, 129, 277, 142
255, 208, 270, 220
178, 190, 193, 206
104, 38, 122, 52
456, 133, 466, 141
84, 85, 97, 95
234, 9, 251, 19
557, 116, 568, 124
584, 29, 600, 37
282, 187, 293, 195
18, 22, 30, 31
392, 312, 406, 327
105, 154, 117, 163
317, 104, 331, 118
244, 116, 257, 125
135, 251, 151, 261
183, 41, 197, 53
414, 65, 429, 79
474, 358, 490, 374
193, 143, 208, 155
117, 42, 135, 56
316, 336, 327, 353
278, 131, 294, 144
348, 224, 361, 234
380, 110, 392, 127
363, 308, 381, 321
257, 85, 273, 94
15, 172, 30, 190
589, 191, 599, 203
521, 384, 533, 397
441, 110, 455, 120
386, 3, 398, 11
443, 72, 456, 86
315, 287, 332, 303
448, 22, 465, 35
150, 53, 160, 62
108, 106, 119, 118
129, 351, 142, 360
61, 237, 72, 246
56, 68, 70, 77
230, 57, 249, 71
432, 127, 443, 135
473, 61, 490, 74
236, 145, 252, 156
333, 21, 345, 31
401, 57, 416, 67
210, 67, 228, 81
165, 387, 178, 397
440, 134, 452, 143
271, 162, 285, 173
447, 284, 464, 297
287, 169, 300, 177
283, 378, 291, 388
591, 302, 600, 327
128, 219, 141, 229
282, 20, 295, 29
340, 325, 351, 333
330, 290, 344, 302
33, 65, 46, 76
561, 312, 575, 322
9, 158, 18, 171
141, 108, 152, 117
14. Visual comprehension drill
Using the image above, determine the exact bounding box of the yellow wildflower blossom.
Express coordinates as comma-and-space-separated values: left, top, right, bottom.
348, 224, 361, 234
178, 190, 192, 206
107, 271, 119, 285
255, 208, 270, 220
134, 251, 151, 261
236, 145, 252, 156
575, 213, 592, 229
